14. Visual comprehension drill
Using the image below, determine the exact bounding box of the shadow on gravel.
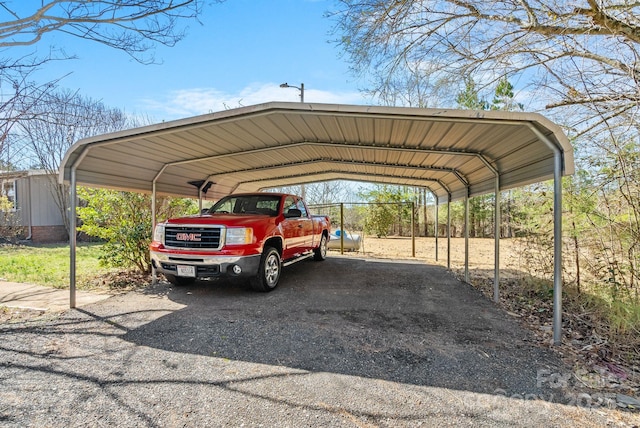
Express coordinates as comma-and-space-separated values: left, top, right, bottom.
121, 257, 565, 397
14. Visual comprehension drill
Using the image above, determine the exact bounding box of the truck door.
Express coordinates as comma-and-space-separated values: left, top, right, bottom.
296, 198, 314, 250
281, 195, 304, 258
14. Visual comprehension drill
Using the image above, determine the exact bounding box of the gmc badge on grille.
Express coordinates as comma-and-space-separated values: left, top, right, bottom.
176, 233, 202, 241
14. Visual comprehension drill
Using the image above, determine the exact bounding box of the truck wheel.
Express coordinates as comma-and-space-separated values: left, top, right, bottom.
313, 234, 328, 261
164, 274, 195, 287
251, 247, 281, 292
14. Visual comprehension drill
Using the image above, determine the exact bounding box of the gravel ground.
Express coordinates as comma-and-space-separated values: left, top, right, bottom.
1, 256, 638, 427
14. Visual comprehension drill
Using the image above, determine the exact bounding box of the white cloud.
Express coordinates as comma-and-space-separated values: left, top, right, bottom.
137, 82, 367, 121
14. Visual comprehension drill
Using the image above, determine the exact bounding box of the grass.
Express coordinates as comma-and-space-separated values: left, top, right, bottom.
510, 274, 640, 367
0, 243, 117, 289
575, 286, 640, 340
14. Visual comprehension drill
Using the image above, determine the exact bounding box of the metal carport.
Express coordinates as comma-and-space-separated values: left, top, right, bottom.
59, 101, 573, 343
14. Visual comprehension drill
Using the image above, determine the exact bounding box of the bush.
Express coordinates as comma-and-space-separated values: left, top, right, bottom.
0, 196, 24, 243
77, 188, 197, 273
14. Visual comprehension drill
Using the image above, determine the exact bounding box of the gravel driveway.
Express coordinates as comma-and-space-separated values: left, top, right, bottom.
1, 256, 637, 427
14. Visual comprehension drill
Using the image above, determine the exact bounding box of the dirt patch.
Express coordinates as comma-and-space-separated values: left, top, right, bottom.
83, 270, 152, 291
0, 306, 46, 324
336, 235, 506, 265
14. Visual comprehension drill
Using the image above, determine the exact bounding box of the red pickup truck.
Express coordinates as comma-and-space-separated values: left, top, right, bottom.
150, 193, 330, 291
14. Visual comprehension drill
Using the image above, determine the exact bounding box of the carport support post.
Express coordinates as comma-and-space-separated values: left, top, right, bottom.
552, 151, 563, 345
525, 124, 564, 345
447, 196, 451, 269
340, 203, 344, 254
68, 147, 89, 309
434, 196, 439, 261
69, 168, 77, 308
151, 181, 157, 285
494, 178, 501, 303
411, 201, 415, 257
464, 190, 469, 283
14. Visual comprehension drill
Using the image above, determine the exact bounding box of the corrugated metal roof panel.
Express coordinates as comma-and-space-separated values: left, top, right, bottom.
60, 102, 573, 203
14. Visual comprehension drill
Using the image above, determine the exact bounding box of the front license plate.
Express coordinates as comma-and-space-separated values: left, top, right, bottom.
177, 265, 196, 277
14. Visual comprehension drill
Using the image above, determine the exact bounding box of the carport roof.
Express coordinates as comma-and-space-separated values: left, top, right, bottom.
59, 102, 573, 202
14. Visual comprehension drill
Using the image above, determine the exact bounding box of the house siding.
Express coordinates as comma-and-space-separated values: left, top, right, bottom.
2, 171, 68, 243
18, 175, 64, 227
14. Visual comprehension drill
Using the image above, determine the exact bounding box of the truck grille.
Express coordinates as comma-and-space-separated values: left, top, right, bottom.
164, 225, 223, 249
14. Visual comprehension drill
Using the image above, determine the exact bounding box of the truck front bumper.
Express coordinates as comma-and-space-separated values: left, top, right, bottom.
150, 251, 261, 280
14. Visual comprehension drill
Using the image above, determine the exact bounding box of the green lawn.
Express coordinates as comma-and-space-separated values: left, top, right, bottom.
0, 243, 115, 289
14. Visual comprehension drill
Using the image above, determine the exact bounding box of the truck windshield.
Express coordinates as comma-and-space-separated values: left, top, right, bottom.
208, 195, 281, 216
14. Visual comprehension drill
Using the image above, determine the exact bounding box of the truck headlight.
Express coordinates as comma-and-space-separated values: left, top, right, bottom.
153, 224, 165, 243
226, 227, 253, 245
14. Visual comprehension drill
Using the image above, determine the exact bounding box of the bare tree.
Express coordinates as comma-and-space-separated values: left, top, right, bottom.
269, 181, 353, 205
0, 55, 61, 168
368, 60, 455, 108
331, 0, 640, 138
17, 89, 140, 232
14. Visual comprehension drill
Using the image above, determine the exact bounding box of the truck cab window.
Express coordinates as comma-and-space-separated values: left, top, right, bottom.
283, 196, 297, 215
296, 199, 308, 217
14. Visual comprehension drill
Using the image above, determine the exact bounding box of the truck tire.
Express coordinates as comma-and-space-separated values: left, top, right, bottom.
250, 247, 281, 292
164, 274, 195, 287
313, 233, 328, 261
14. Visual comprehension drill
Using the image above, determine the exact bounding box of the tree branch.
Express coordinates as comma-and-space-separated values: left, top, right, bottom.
0, 0, 207, 63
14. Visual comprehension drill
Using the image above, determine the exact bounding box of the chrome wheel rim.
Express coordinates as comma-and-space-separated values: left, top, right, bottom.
265, 253, 280, 287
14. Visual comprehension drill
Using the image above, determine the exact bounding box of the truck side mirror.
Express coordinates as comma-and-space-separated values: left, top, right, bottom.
284, 208, 302, 218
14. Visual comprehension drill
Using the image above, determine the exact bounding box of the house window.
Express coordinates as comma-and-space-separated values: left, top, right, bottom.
1, 179, 16, 211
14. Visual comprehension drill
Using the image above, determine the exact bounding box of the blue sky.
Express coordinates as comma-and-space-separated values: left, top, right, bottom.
24, 0, 369, 121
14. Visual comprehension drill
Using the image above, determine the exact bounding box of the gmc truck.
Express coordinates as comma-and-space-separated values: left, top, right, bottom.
150, 193, 330, 291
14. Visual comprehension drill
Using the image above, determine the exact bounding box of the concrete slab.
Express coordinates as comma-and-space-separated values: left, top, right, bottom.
0, 281, 113, 312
